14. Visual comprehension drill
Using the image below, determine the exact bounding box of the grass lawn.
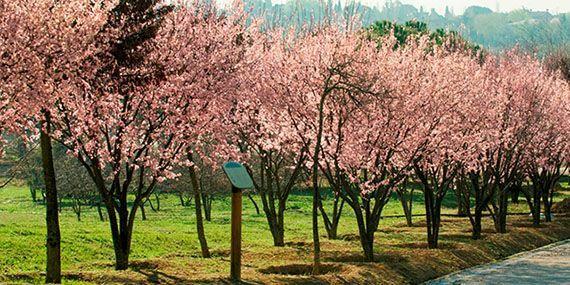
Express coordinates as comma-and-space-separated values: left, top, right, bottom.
0, 183, 569, 284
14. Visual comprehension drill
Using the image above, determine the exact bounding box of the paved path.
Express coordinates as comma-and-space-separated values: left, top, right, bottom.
426, 240, 570, 285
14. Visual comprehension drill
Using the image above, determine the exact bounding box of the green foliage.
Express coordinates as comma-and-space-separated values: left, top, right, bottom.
367, 20, 482, 58
242, 0, 569, 53
368, 20, 428, 46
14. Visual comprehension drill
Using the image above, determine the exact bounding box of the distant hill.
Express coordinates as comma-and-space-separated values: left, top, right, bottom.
242, 0, 570, 52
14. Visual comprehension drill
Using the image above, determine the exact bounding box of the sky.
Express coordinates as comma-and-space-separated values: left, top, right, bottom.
364, 0, 570, 14
218, 0, 570, 15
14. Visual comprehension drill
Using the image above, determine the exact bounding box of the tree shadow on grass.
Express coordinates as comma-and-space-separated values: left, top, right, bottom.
257, 263, 345, 285
511, 221, 547, 228
128, 260, 192, 284
284, 241, 312, 249
390, 242, 460, 250
441, 233, 476, 243
323, 250, 407, 264
3, 271, 146, 285
312, 250, 423, 284
259, 263, 343, 275
336, 233, 360, 241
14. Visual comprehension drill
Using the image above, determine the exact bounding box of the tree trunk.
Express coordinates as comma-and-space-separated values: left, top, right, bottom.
319, 194, 344, 240
330, 197, 343, 239
148, 193, 160, 212
354, 211, 374, 261
276, 200, 285, 246
259, 190, 284, 246
201, 193, 212, 222
97, 203, 105, 221
359, 231, 374, 262
324, 223, 338, 240
494, 191, 508, 233
264, 209, 283, 246
543, 189, 553, 222
140, 203, 147, 221
532, 185, 541, 227
75, 203, 82, 222
30, 187, 37, 203
41, 112, 61, 284
247, 193, 260, 215
424, 188, 436, 249
104, 198, 134, 270
114, 227, 130, 271
155, 193, 160, 211
397, 187, 413, 227
311, 146, 321, 272
312, 185, 321, 274
188, 160, 211, 258
311, 93, 328, 273
115, 247, 129, 270
472, 209, 482, 240
511, 184, 521, 204
422, 182, 444, 249
455, 188, 468, 217
119, 194, 131, 270
431, 201, 441, 249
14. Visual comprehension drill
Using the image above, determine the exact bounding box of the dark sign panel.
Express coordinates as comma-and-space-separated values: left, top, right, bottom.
222, 161, 254, 189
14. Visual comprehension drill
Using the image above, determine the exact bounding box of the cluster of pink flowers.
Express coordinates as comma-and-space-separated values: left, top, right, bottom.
242, 27, 569, 198
0, 0, 567, 195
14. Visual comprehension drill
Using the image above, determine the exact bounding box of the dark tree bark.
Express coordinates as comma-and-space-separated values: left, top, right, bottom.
543, 189, 553, 222
454, 179, 469, 217
319, 145, 404, 260
414, 163, 455, 249
178, 193, 192, 207
395, 179, 414, 227
311, 169, 321, 270
460, 170, 495, 240
323, 168, 396, 261
103, 189, 135, 270
342, 181, 392, 261
246, 193, 260, 215
423, 189, 442, 249
188, 153, 211, 258
41, 111, 61, 284
311, 93, 327, 272
522, 180, 542, 226
511, 183, 521, 204
247, 150, 306, 247
30, 187, 38, 203
318, 190, 344, 239
488, 144, 524, 234
530, 166, 563, 224
148, 193, 160, 212
490, 190, 509, 234
97, 203, 106, 221
72, 198, 82, 222
201, 192, 212, 222
140, 203, 147, 221
68, 153, 162, 270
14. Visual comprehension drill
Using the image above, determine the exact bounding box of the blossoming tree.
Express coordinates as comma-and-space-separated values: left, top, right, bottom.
0, 0, 113, 281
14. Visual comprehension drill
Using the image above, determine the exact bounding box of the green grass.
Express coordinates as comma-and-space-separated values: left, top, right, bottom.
0, 183, 569, 284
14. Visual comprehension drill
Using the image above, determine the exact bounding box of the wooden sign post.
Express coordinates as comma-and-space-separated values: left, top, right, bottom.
222, 162, 253, 283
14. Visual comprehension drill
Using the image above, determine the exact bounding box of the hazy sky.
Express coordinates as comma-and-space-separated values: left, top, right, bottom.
364, 0, 570, 14
218, 0, 570, 15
